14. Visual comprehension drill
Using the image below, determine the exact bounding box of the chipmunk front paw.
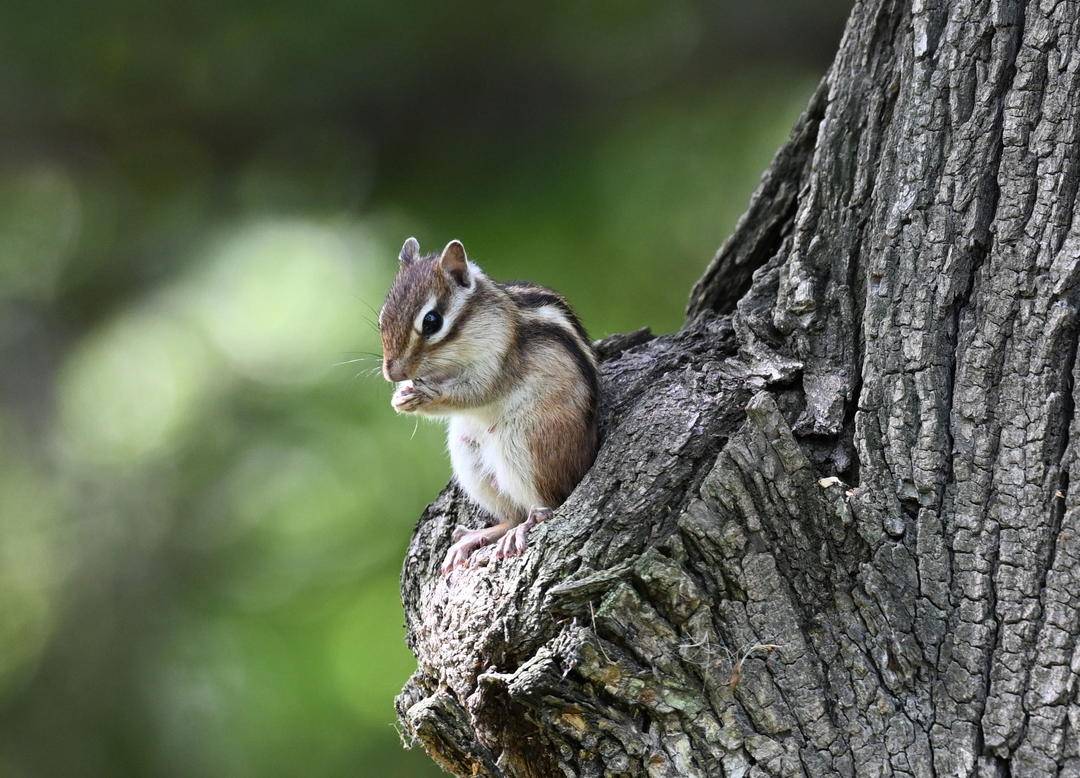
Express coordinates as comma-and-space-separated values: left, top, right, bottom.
391, 382, 422, 413
391, 380, 440, 414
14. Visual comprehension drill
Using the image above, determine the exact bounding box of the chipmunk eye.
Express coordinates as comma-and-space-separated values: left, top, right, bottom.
421, 309, 443, 336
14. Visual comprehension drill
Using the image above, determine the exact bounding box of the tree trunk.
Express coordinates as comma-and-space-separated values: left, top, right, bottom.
395, 0, 1080, 774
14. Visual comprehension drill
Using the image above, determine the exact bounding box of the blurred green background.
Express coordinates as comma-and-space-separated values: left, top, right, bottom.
0, 2, 848, 775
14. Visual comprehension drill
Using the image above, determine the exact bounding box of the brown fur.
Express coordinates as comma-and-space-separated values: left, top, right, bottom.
435, 281, 488, 348
512, 317, 599, 506
528, 406, 598, 507
380, 255, 453, 375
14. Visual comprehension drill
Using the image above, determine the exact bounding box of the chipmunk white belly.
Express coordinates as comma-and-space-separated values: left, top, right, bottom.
446, 392, 541, 520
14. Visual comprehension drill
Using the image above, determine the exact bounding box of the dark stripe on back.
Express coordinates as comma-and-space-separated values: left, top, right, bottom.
517, 320, 599, 425
499, 282, 593, 349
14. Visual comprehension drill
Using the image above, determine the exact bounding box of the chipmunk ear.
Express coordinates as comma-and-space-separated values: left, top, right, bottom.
439, 239, 470, 287
399, 237, 420, 265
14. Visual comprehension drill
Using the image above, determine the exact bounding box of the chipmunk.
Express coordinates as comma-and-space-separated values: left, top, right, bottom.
380, 237, 599, 573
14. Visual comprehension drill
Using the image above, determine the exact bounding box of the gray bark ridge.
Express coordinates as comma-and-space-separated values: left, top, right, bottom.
396, 0, 1080, 775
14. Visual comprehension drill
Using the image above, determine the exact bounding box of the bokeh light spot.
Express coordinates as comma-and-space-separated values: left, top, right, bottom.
57, 309, 214, 465
183, 219, 377, 385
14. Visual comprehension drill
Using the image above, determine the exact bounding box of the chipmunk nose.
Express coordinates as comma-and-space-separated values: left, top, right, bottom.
383, 359, 408, 382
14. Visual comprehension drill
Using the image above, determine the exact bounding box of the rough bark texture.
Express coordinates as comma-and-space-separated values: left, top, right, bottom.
396, 0, 1080, 774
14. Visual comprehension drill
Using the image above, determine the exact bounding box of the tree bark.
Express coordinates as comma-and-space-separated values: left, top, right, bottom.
395, 0, 1080, 775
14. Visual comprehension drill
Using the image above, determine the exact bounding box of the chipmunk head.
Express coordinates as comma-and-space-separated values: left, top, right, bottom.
380, 237, 481, 383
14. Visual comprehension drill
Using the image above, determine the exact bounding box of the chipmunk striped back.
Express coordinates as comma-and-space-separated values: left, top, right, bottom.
499, 281, 599, 424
